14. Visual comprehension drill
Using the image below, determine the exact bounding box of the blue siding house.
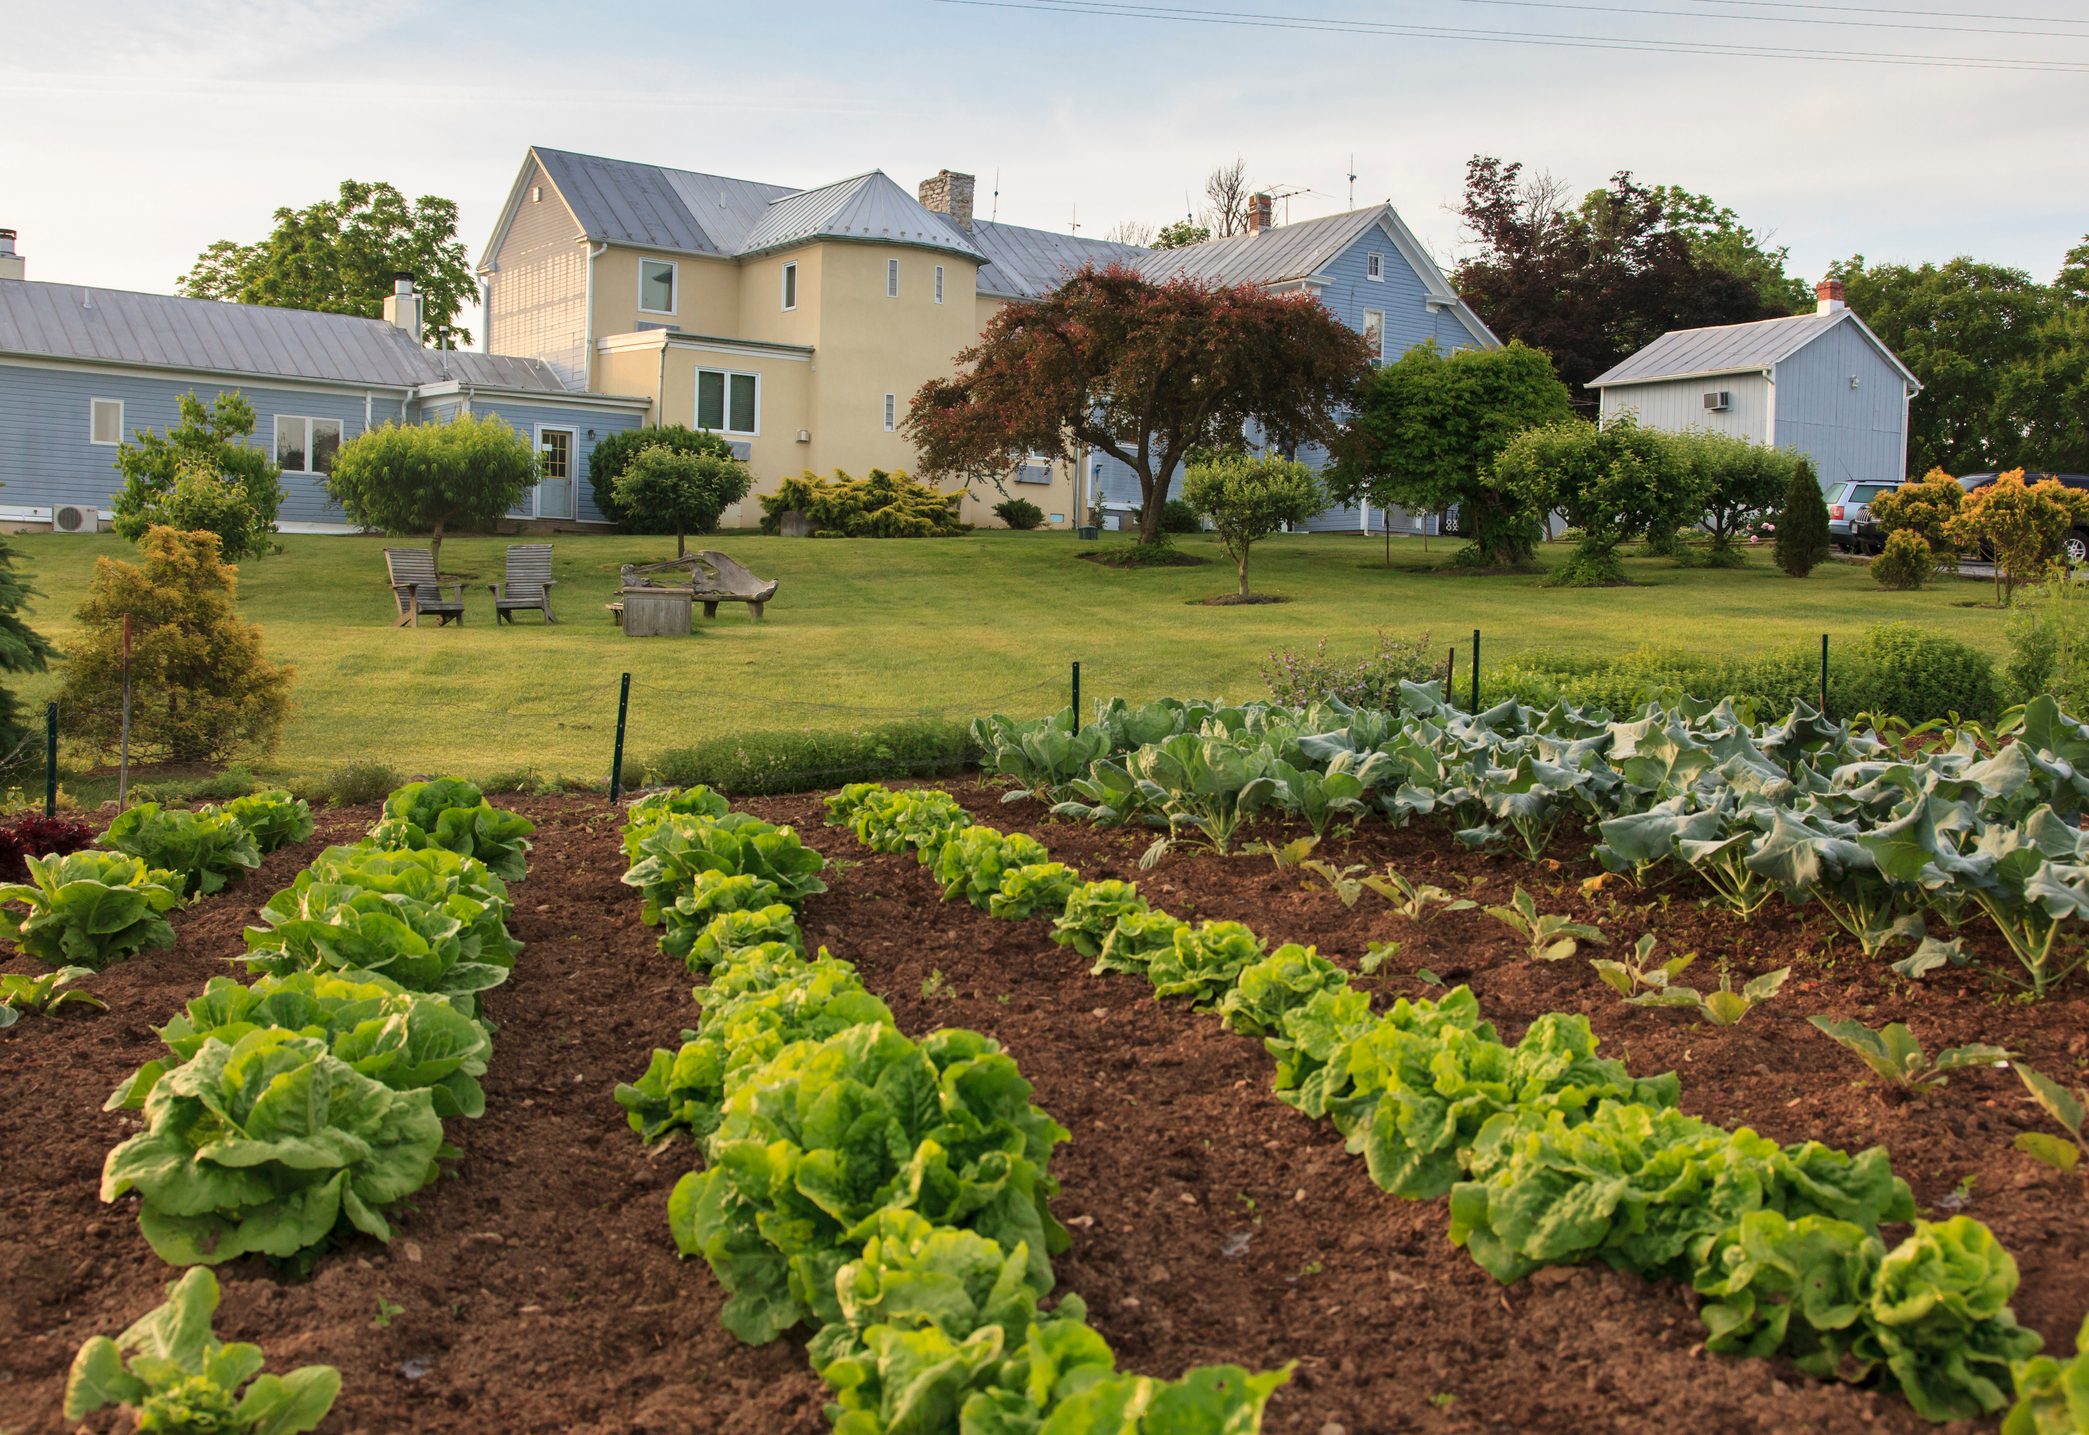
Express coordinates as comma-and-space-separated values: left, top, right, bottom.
1087, 197, 1498, 532
0, 273, 649, 532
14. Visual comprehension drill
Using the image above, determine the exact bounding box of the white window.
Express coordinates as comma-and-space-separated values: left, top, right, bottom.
886, 258, 899, 298
1362, 309, 1386, 361
781, 261, 798, 312
274, 415, 344, 474
1366, 251, 1385, 282
882, 393, 897, 432
639, 258, 677, 314
538, 428, 572, 481
89, 397, 123, 446
934, 264, 945, 304
696, 368, 759, 435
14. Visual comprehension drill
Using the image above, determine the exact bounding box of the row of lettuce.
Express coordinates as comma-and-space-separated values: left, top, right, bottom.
60, 779, 536, 1434
973, 688, 2089, 995
830, 782, 2089, 1430
608, 785, 1294, 1433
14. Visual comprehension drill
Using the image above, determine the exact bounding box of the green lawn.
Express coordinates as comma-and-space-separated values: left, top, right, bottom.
6, 529, 2007, 784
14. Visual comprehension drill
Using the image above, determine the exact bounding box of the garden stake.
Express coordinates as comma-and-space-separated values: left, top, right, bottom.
1820, 633, 1829, 715
1446, 645, 1456, 695
43, 701, 56, 818
609, 672, 631, 803
1470, 629, 1481, 713
118, 613, 132, 809
1071, 661, 1081, 735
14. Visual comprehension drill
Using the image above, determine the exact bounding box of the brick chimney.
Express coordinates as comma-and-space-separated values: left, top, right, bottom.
1246, 193, 1274, 235
382, 272, 423, 343
918, 170, 976, 231
0, 229, 22, 283
1816, 278, 1846, 315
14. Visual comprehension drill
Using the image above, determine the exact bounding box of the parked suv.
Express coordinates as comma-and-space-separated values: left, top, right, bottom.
1956, 472, 2089, 564
1825, 479, 1902, 554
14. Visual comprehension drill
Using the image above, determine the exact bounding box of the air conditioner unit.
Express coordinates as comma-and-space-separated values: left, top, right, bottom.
1703, 390, 1732, 412
51, 504, 100, 533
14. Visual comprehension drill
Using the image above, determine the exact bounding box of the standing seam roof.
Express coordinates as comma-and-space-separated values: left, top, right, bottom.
1587, 311, 1888, 387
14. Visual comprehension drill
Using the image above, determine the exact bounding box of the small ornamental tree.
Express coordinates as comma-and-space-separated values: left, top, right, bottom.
111, 391, 284, 561
908, 265, 1368, 549
1872, 529, 1934, 590
611, 443, 751, 558
1492, 414, 1703, 586
0, 535, 56, 758
587, 426, 744, 531
1945, 468, 2085, 603
1775, 458, 1831, 577
1870, 468, 1965, 574
59, 527, 293, 763
1181, 451, 1322, 598
325, 413, 537, 573
1684, 429, 1797, 565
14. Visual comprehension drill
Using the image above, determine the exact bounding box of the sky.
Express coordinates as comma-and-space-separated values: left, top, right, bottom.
7, 0, 2088, 346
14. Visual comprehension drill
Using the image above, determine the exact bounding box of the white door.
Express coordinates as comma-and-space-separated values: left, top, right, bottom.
533, 427, 576, 520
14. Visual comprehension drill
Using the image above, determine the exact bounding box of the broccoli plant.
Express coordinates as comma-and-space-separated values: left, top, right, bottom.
1591, 934, 1696, 998
1361, 865, 1477, 923
1628, 966, 1791, 1026
2012, 1062, 2088, 1175
64, 1268, 340, 1432
1808, 1017, 2013, 1095
1483, 886, 1606, 962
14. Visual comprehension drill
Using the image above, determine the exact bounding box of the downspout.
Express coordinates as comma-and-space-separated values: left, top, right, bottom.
1763, 366, 1777, 446
583, 240, 607, 390
1900, 383, 1913, 479
657, 334, 668, 429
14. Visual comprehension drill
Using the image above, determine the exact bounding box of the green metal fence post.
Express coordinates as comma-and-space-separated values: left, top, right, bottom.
609, 672, 631, 802
44, 702, 57, 818
1820, 633, 1829, 715
1470, 629, 1481, 712
1071, 661, 1081, 735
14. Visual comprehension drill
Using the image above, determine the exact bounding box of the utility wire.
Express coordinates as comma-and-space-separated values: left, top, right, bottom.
1674, 0, 2088, 26
934, 0, 2089, 71
1449, 0, 2089, 40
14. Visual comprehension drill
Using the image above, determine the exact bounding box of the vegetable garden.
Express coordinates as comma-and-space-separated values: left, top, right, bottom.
6, 683, 2089, 1432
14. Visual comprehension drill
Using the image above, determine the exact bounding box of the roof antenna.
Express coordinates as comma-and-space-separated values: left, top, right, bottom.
991, 168, 1000, 223
1070, 202, 1079, 236
1347, 154, 1356, 210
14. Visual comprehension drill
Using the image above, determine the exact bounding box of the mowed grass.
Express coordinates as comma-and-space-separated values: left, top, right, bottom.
5, 529, 2009, 782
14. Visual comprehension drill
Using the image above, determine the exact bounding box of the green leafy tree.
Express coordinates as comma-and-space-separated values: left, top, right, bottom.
325, 414, 537, 573
1775, 458, 1831, 577
908, 265, 1369, 548
586, 426, 744, 530
2005, 245, 2089, 472
612, 443, 752, 557
177, 179, 476, 348
1326, 340, 1573, 568
1155, 219, 1212, 249
0, 535, 54, 761
58, 527, 294, 762
1945, 469, 2085, 604
1827, 254, 2052, 475
1683, 429, 1798, 564
111, 391, 283, 561
1492, 415, 1703, 586
1181, 451, 1323, 597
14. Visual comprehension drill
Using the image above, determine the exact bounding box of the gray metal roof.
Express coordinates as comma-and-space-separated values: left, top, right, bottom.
1588, 310, 1916, 389
956, 219, 1142, 298
532, 148, 783, 256
739, 172, 983, 260
1134, 207, 1384, 286
0, 279, 586, 396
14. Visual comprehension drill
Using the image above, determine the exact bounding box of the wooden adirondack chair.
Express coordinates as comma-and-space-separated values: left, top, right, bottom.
385, 548, 466, 627
488, 543, 558, 624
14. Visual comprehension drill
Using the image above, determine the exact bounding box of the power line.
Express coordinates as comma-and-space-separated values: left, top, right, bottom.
1453, 0, 2089, 40
1674, 0, 2089, 25
931, 0, 2089, 71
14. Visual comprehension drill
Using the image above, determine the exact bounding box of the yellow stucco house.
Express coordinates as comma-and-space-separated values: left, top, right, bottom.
477, 147, 1496, 531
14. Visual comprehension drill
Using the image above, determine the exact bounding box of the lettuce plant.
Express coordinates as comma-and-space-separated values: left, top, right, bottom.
109, 970, 492, 1119
1144, 919, 1265, 1007
1265, 984, 1381, 1121
1863, 1216, 2042, 1421
988, 861, 1083, 921
64, 1268, 340, 1433
1218, 945, 1347, 1038
684, 907, 805, 974
1693, 1209, 1881, 1375
624, 812, 827, 915
932, 826, 1051, 909
659, 871, 789, 968
668, 1023, 1068, 1345
294, 843, 519, 964
0, 964, 105, 1026
624, 784, 730, 860
369, 778, 536, 883
0, 849, 183, 970
243, 879, 513, 1022
100, 802, 263, 898
101, 1028, 446, 1266
1089, 910, 1187, 979
1050, 880, 1149, 959
2004, 1312, 2089, 1434
215, 789, 315, 855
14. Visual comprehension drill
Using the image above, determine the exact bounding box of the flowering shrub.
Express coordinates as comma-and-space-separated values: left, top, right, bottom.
1265, 629, 1441, 709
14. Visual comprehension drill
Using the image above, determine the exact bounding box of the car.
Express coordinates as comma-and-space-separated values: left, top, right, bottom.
1825, 478, 1903, 554
1956, 472, 2089, 564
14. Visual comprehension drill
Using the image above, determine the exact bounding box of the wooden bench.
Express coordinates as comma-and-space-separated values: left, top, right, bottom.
488, 543, 558, 624
385, 548, 466, 627
610, 551, 779, 623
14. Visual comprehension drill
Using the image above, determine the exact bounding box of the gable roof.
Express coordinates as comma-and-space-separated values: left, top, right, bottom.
738, 171, 983, 261
529, 147, 793, 256
0, 279, 582, 395
951, 219, 1144, 299
1133, 207, 1384, 286
1588, 309, 1920, 390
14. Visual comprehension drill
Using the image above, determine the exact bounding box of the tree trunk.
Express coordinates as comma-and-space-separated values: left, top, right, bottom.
429, 520, 444, 579
1237, 544, 1250, 597
1138, 483, 1166, 546
677, 527, 687, 559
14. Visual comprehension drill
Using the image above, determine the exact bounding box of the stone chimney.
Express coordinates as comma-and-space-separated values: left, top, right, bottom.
1246, 193, 1274, 235
381, 271, 423, 344
0, 230, 23, 282
1816, 278, 1846, 315
917, 170, 976, 231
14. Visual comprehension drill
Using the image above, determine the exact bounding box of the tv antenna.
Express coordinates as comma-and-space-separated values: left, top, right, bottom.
991, 168, 1000, 222
1347, 155, 1357, 209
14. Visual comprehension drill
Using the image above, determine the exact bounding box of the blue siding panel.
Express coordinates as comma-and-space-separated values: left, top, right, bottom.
463, 398, 643, 525
1771, 323, 1908, 488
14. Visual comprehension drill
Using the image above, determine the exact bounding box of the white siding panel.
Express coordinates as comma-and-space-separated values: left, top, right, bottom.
1599, 372, 1771, 442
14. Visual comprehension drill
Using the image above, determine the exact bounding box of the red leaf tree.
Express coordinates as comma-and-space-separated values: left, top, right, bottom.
906, 265, 1370, 548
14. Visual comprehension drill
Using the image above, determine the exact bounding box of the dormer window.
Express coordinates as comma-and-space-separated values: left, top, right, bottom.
1366, 252, 1384, 282
639, 259, 677, 315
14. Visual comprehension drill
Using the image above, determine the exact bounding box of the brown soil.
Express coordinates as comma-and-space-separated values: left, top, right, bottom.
1077, 547, 1209, 568
1193, 593, 1289, 606
4, 785, 2083, 1434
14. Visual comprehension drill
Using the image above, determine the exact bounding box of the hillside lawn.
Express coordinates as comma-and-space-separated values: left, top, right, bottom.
4, 529, 2009, 785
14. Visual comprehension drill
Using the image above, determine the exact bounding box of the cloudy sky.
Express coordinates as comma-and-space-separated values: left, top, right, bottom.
8, 0, 2087, 340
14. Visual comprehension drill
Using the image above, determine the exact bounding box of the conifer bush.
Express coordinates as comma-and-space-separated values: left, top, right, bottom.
1775, 458, 1831, 577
